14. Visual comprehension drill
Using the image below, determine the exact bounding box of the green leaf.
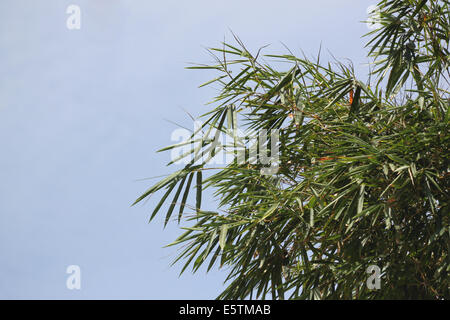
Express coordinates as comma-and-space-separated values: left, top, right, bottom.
196, 170, 202, 213
219, 224, 229, 251
178, 172, 194, 221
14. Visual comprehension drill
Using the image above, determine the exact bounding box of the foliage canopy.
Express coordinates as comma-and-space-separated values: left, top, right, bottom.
134, 0, 449, 299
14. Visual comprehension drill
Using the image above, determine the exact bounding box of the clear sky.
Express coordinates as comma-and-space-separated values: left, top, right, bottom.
0, 0, 378, 299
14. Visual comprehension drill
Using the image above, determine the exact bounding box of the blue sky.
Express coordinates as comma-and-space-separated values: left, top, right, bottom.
0, 0, 377, 299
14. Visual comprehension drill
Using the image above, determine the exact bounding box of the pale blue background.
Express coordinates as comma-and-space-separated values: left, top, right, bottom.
0, 0, 375, 299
